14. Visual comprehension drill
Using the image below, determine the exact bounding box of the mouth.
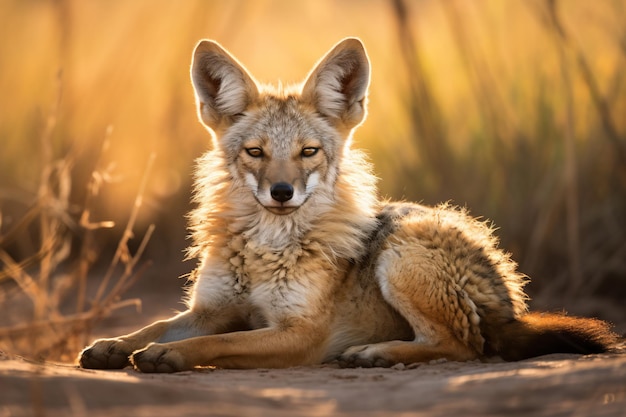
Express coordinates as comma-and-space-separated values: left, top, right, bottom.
252, 194, 301, 215
264, 205, 299, 215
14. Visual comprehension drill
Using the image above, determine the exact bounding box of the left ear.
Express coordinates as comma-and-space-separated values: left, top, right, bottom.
301, 38, 370, 129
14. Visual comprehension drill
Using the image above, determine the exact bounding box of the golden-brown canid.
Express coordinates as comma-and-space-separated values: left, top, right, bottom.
79, 38, 620, 373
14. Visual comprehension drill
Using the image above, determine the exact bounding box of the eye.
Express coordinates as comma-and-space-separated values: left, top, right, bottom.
301, 147, 319, 157
246, 147, 263, 158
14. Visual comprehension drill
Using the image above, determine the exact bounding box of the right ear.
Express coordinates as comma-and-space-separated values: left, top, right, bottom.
191, 40, 259, 130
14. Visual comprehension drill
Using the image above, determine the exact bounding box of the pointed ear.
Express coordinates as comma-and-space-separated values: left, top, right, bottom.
191, 40, 259, 130
301, 38, 370, 129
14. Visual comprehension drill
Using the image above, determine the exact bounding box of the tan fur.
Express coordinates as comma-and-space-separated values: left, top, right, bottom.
79, 38, 620, 373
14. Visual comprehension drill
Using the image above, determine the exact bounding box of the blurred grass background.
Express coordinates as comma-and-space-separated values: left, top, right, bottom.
1, 0, 625, 358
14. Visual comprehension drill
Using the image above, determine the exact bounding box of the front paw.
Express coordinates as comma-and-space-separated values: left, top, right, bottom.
131, 343, 187, 373
337, 344, 393, 368
79, 339, 134, 369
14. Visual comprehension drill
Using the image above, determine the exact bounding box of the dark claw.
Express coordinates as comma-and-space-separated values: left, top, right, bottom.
132, 348, 178, 373
78, 341, 131, 369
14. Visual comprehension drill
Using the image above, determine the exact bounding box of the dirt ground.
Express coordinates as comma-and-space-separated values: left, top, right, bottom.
2, 349, 625, 416
2, 274, 626, 417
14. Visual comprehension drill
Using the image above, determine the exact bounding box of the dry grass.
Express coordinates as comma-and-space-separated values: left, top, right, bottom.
391, 0, 626, 305
0, 84, 155, 362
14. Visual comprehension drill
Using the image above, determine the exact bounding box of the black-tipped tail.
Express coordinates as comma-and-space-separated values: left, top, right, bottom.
490, 312, 621, 361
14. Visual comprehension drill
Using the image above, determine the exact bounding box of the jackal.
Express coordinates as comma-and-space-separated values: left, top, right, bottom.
79, 38, 619, 373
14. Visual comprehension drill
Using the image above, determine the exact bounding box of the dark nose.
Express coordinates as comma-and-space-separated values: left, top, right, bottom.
270, 182, 294, 202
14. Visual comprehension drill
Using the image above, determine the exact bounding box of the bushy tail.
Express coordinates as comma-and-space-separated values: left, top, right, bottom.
490, 312, 622, 361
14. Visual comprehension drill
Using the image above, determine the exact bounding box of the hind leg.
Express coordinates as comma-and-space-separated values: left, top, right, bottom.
339, 242, 483, 367
338, 303, 476, 367
338, 338, 472, 368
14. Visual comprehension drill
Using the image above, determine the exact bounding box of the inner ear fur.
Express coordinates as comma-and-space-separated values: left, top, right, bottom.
191, 40, 259, 130
301, 38, 371, 129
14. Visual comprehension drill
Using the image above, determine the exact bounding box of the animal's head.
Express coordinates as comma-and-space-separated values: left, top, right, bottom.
190, 38, 370, 215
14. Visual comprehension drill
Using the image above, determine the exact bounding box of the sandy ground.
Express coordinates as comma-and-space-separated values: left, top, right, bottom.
2, 270, 625, 417
2, 350, 626, 417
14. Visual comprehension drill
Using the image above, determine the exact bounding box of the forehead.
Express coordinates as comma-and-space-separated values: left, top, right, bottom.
220, 95, 339, 156
252, 96, 318, 141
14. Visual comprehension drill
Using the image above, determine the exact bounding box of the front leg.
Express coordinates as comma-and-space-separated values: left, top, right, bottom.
79, 310, 210, 369
80, 258, 246, 370
131, 320, 328, 373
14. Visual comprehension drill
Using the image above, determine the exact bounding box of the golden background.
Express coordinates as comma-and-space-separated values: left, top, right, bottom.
1, 0, 624, 358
